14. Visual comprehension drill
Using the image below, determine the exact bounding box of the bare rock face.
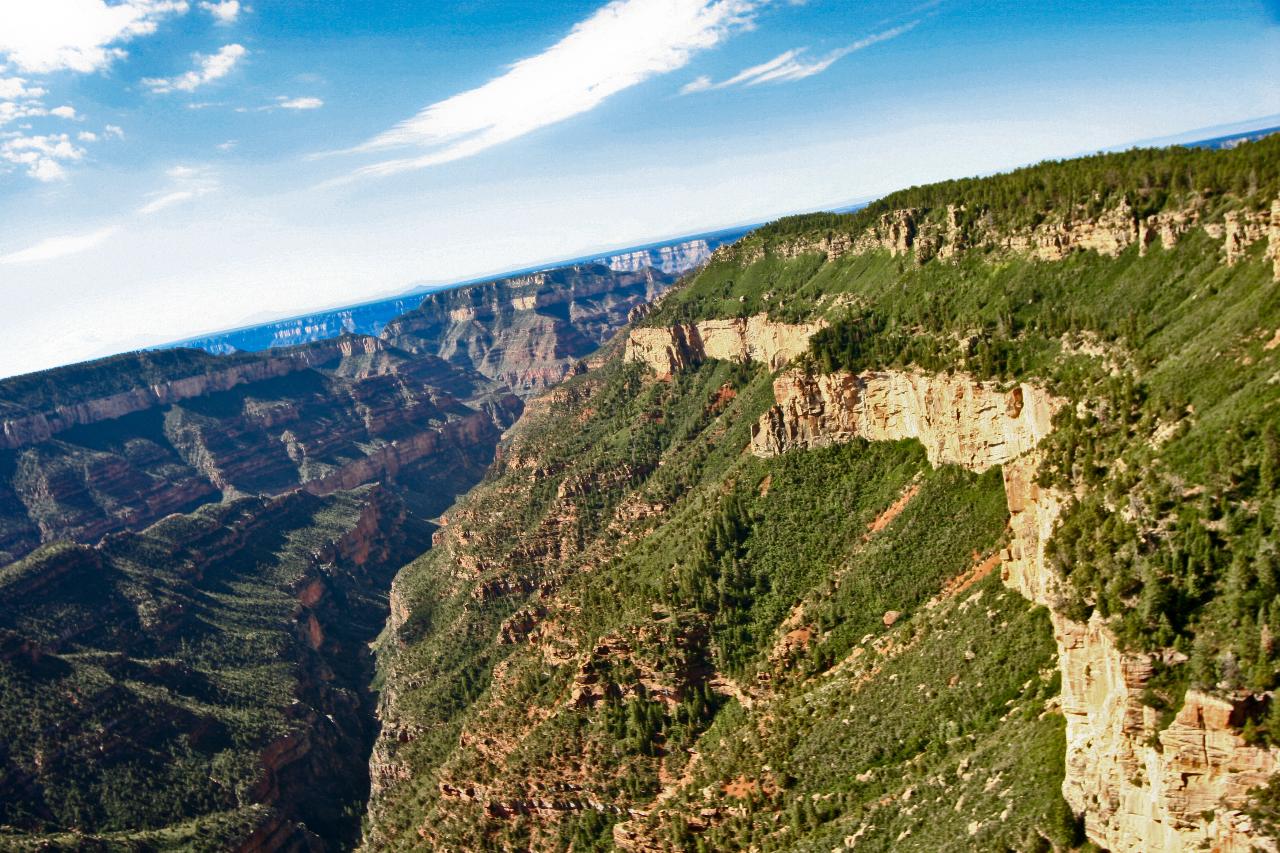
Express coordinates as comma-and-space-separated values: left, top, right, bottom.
1268, 198, 1280, 280
1055, 614, 1279, 852
758, 196, 1279, 280
623, 314, 825, 378
600, 239, 715, 275
0, 354, 315, 451
937, 204, 966, 262
773, 232, 855, 261
749, 370, 1057, 470
1222, 205, 1275, 267
0, 339, 517, 563
748, 366, 1279, 852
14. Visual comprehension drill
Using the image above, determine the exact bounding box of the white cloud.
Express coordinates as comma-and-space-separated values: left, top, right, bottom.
50, 105, 78, 119
143, 43, 246, 94
199, 0, 240, 24
0, 132, 86, 180
104, 124, 124, 138
0, 226, 117, 264
0, 0, 189, 74
0, 77, 45, 100
682, 20, 918, 92
679, 74, 713, 95
0, 100, 46, 126
278, 96, 323, 110
0, 75, 50, 128
138, 164, 218, 213
717, 48, 803, 87
138, 190, 199, 213
342, 0, 759, 180
77, 130, 98, 141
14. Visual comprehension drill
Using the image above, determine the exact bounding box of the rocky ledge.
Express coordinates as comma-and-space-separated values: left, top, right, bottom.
623, 305, 1278, 851
751, 365, 1279, 853
623, 314, 825, 378
725, 196, 1280, 278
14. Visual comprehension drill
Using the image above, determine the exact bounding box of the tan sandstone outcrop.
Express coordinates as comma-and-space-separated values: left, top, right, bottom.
749, 366, 1279, 852
748, 370, 1057, 470
623, 314, 825, 378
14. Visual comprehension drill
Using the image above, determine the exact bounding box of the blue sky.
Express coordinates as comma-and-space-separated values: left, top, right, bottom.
0, 0, 1276, 378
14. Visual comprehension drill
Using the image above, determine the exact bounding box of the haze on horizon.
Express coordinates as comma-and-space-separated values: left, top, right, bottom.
0, 0, 1276, 379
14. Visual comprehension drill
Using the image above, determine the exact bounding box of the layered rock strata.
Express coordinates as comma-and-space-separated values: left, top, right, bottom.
750, 367, 1279, 853
727, 198, 1279, 278
623, 314, 825, 378
382, 264, 679, 393
0, 338, 517, 563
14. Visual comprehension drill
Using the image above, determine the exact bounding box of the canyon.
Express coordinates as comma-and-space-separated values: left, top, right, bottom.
0, 257, 693, 849
3, 137, 1279, 851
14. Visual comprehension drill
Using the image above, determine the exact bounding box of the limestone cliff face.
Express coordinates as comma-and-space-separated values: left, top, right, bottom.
742, 197, 1280, 278
600, 239, 715, 275
749, 366, 1279, 852
0, 351, 319, 451
748, 370, 1056, 470
623, 314, 825, 378
1055, 614, 1278, 852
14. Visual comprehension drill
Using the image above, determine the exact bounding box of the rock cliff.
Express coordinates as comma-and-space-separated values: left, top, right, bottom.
623, 314, 825, 378
749, 365, 1279, 852
599, 238, 716, 275
732, 196, 1280, 278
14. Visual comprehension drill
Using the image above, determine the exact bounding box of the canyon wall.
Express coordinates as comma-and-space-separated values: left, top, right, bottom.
624, 314, 826, 377
622, 282, 1280, 849
722, 196, 1280, 279
750, 367, 1279, 852
0, 337, 517, 564
598, 238, 716, 275
381, 264, 681, 393
171, 232, 741, 357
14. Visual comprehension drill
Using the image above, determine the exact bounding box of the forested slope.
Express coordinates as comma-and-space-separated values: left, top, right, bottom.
366, 137, 1280, 852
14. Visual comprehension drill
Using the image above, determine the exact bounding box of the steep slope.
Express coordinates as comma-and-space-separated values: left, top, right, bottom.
0, 485, 430, 850
367, 136, 1280, 851
0, 258, 686, 848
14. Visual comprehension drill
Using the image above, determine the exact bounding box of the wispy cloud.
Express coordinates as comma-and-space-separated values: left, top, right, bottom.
277, 96, 323, 110
2, 160, 216, 263
682, 20, 919, 92
0, 226, 118, 265
144, 43, 246, 93
679, 75, 714, 95
199, 0, 240, 24
0, 0, 190, 74
138, 164, 219, 213
337, 0, 760, 181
